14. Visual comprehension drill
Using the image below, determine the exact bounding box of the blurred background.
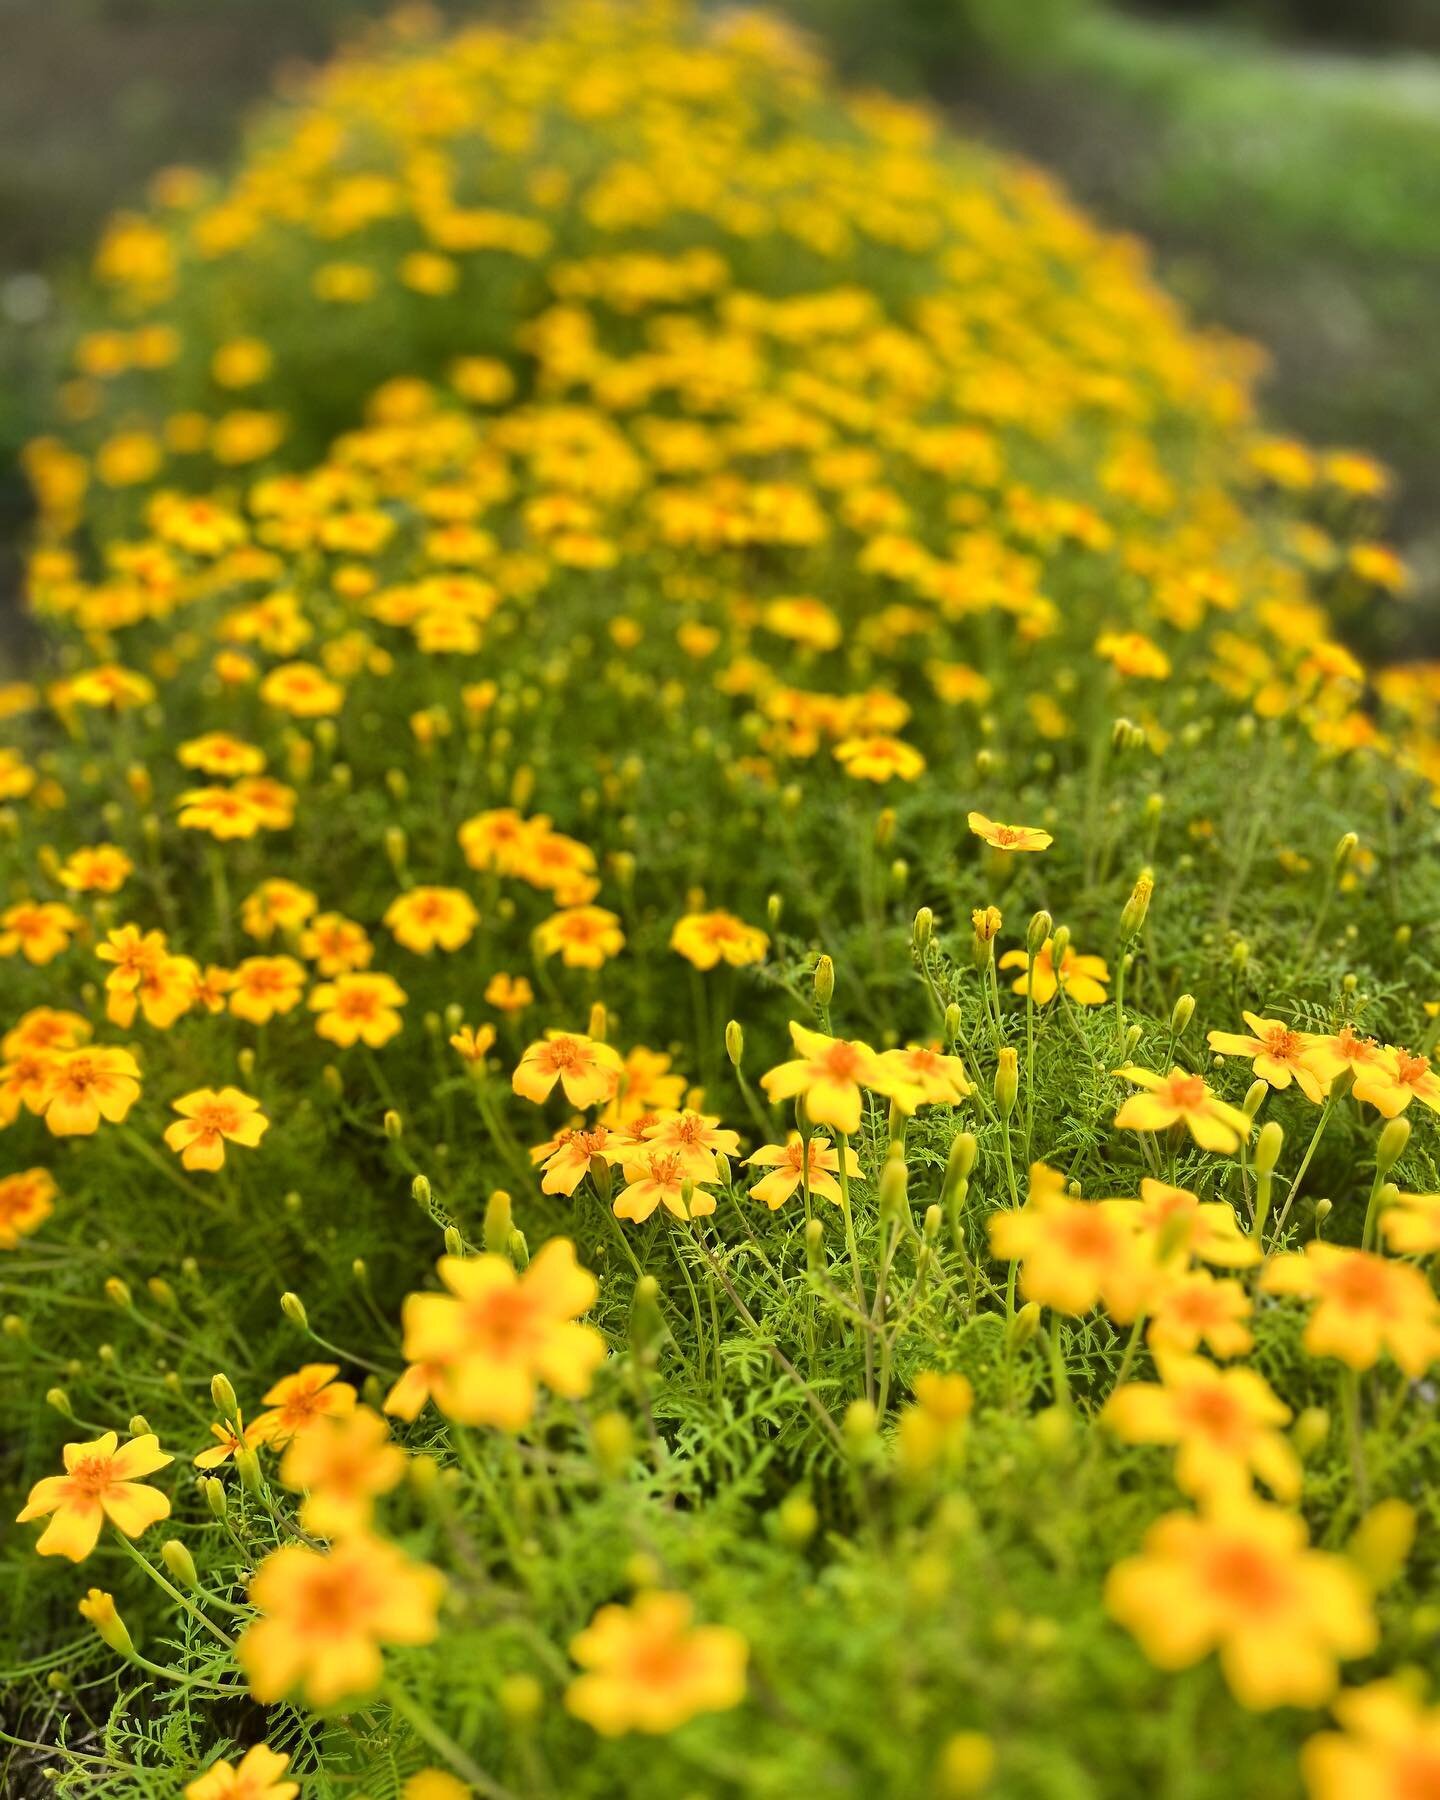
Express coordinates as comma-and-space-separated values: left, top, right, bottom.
2, 0, 1438, 661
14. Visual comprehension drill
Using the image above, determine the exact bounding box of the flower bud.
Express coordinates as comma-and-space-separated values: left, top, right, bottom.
725, 1019, 744, 1067
104, 1277, 132, 1310
234, 1442, 264, 1496
1255, 1121, 1283, 1176
412, 1173, 433, 1210
878, 1146, 908, 1227
1170, 994, 1195, 1035
767, 892, 783, 927
499, 1672, 545, 1727
127, 1414, 151, 1439
1243, 1080, 1267, 1123
1348, 1499, 1415, 1591
943, 1002, 962, 1045
937, 1732, 996, 1797
383, 1109, 403, 1140
443, 1225, 464, 1257
1120, 870, 1153, 940
994, 1048, 1018, 1120
79, 1590, 135, 1660
484, 1189, 513, 1256
280, 1291, 308, 1330
804, 1217, 825, 1276
1377, 1117, 1411, 1175
1049, 924, 1070, 969
913, 907, 933, 954
813, 954, 835, 1008
46, 1387, 73, 1419
1292, 1407, 1331, 1459
1026, 910, 1052, 957
591, 1410, 634, 1478
203, 1477, 228, 1521
775, 1489, 818, 1547
211, 1373, 239, 1419
843, 1397, 878, 1456
630, 1276, 664, 1357
508, 1229, 529, 1269
161, 1538, 199, 1589
1007, 1301, 1041, 1354
1332, 831, 1358, 877
1123, 1023, 1142, 1058
147, 1277, 178, 1310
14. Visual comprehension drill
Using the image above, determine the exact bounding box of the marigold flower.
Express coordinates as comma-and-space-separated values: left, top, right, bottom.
1104, 1354, 1300, 1501
57, 843, 134, 894
278, 1405, 407, 1538
535, 903, 625, 969
449, 1023, 496, 1065
1351, 1044, 1440, 1118
258, 660, 344, 718
670, 908, 768, 970
194, 1411, 263, 1469
39, 1045, 142, 1136
0, 1168, 58, 1248
615, 1149, 716, 1223
1113, 1066, 1251, 1154
833, 734, 925, 782
484, 971, 533, 1013
1146, 1270, 1255, 1361
241, 879, 317, 941
300, 912, 373, 975
895, 1370, 975, 1475
1380, 1190, 1440, 1256
228, 955, 306, 1024
536, 1124, 615, 1196
250, 1364, 358, 1448
1101, 1179, 1259, 1273
1260, 1244, 1440, 1375
1105, 1497, 1376, 1710
238, 1535, 443, 1708
875, 1044, 972, 1106
744, 1133, 862, 1208
1301, 1679, 1440, 1800
1206, 1012, 1330, 1102
642, 1109, 740, 1176
400, 1238, 605, 1429
0, 901, 80, 964
176, 785, 266, 840
384, 886, 479, 954
4, 1007, 90, 1057
179, 731, 267, 777
309, 973, 407, 1048
164, 1087, 269, 1170
565, 1591, 747, 1736
999, 940, 1109, 1006
16, 1431, 172, 1561
760, 1021, 913, 1135
513, 1032, 622, 1108
988, 1166, 1148, 1320
185, 1744, 299, 1800
967, 812, 1052, 853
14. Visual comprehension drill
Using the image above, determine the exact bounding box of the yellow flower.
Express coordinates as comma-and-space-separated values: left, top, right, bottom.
999, 940, 1109, 1006
512, 1032, 622, 1108
0, 1168, 57, 1248
309, 973, 407, 1048
744, 1134, 862, 1208
1105, 1497, 1376, 1710
449, 1023, 497, 1066
1301, 1680, 1440, 1800
258, 660, 344, 717
1103, 1354, 1300, 1501
238, 1535, 443, 1708
988, 1165, 1148, 1320
535, 904, 625, 970
1260, 1244, 1440, 1375
278, 1405, 407, 1538
670, 908, 768, 970
163, 1087, 269, 1171
1352, 1045, 1440, 1118
565, 1591, 747, 1736
967, 812, 1052, 853
228, 955, 306, 1024
176, 785, 266, 840
1206, 1012, 1331, 1102
300, 912, 374, 975
1380, 1190, 1440, 1256
760, 1021, 916, 1135
615, 1149, 716, 1224
484, 971, 533, 1013
16, 1432, 172, 1561
39, 1046, 142, 1136
57, 843, 133, 894
0, 901, 80, 964
1113, 1066, 1251, 1154
384, 885, 479, 954
185, 1744, 299, 1800
833, 734, 925, 782
400, 1238, 606, 1430
250, 1364, 358, 1448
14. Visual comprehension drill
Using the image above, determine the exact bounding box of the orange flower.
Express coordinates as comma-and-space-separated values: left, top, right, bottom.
999, 940, 1109, 1006
1104, 1354, 1300, 1501
57, 844, 133, 894
967, 811, 1052, 853
988, 1166, 1148, 1320
250, 1364, 358, 1447
241, 879, 317, 942
185, 1744, 299, 1800
536, 1124, 615, 1196
616, 1149, 716, 1223
1352, 1045, 1440, 1118
0, 1168, 57, 1248
177, 730, 267, 777
484, 971, 533, 1013
512, 1032, 622, 1109
400, 1239, 606, 1429
228, 955, 306, 1024
238, 1535, 443, 1708
449, 1023, 497, 1066
1146, 1270, 1255, 1361
874, 1044, 971, 1106
760, 1022, 913, 1135
258, 660, 344, 718
744, 1134, 862, 1208
566, 1592, 747, 1736
163, 1087, 269, 1170
39, 1046, 142, 1136
193, 1411, 263, 1470
299, 912, 373, 975
1105, 1497, 1376, 1710
1381, 1190, 1440, 1256
309, 973, 407, 1048
16, 1432, 171, 1561
384, 886, 479, 954
176, 785, 266, 840
833, 734, 925, 782
670, 909, 768, 970
278, 1405, 407, 1538
0, 901, 80, 964
1260, 1244, 1440, 1375
535, 904, 625, 970
1301, 1680, 1440, 1800
643, 1109, 740, 1177
1113, 1066, 1251, 1154
1206, 1012, 1330, 1103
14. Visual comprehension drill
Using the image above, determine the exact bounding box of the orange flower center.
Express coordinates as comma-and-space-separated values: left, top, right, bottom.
1261, 1027, 1301, 1061
67, 1455, 118, 1498
820, 1043, 861, 1080
1164, 1075, 1207, 1111
1201, 1542, 1289, 1612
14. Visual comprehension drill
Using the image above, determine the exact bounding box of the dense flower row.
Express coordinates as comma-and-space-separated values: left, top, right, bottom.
4, 4, 1440, 1797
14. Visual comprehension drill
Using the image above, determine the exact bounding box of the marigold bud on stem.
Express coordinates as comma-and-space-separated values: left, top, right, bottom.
913, 906, 933, 954
725, 1019, 744, 1066
484, 1189, 513, 1256
813, 954, 835, 1008
1170, 994, 1195, 1035
1026, 910, 1052, 956
162, 1538, 199, 1589
994, 1048, 1018, 1119
1120, 870, 1153, 941
79, 1590, 135, 1661
1377, 1117, 1411, 1175
127, 1414, 151, 1439
280, 1291, 308, 1330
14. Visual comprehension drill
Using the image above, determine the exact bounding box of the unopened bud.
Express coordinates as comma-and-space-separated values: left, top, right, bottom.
1348, 1499, 1416, 1591
591, 1410, 634, 1477
1120, 870, 1153, 940
280, 1291, 308, 1330
844, 1397, 878, 1455
412, 1173, 432, 1210
804, 1217, 825, 1276
499, 1672, 545, 1726
161, 1539, 199, 1589
484, 1189, 513, 1256
104, 1277, 132, 1310
234, 1442, 264, 1496
211, 1373, 238, 1419
46, 1386, 73, 1419
813, 954, 835, 1008
913, 907, 933, 954
725, 1019, 743, 1066
78, 1590, 135, 1660
1243, 1080, 1267, 1123
1170, 994, 1195, 1035
775, 1489, 818, 1547
1292, 1407, 1330, 1459
878, 1146, 908, 1226
1008, 1301, 1041, 1354
1333, 832, 1358, 878
994, 1048, 1018, 1119
1255, 1121, 1283, 1176
1026, 911, 1052, 957
383, 1109, 402, 1140
127, 1414, 151, 1439
1377, 1116, 1411, 1174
